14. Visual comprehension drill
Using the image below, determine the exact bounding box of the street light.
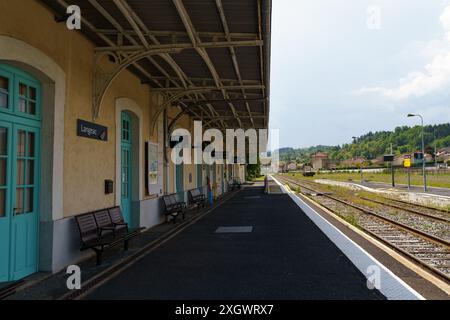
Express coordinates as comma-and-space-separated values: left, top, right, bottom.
407, 113, 427, 192
352, 136, 363, 183
434, 128, 438, 178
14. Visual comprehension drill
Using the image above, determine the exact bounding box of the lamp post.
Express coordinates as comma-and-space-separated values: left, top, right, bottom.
352, 136, 363, 183
434, 128, 438, 178
407, 114, 427, 192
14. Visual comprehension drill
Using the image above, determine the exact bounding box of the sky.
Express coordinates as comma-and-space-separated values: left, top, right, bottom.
269, 0, 450, 148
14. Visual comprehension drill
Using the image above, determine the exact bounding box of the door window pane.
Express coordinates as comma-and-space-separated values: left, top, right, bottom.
15, 188, 24, 214
27, 132, 34, 157
0, 93, 7, 109
0, 76, 8, 109
0, 76, 8, 90
28, 101, 36, 115
17, 130, 25, 156
0, 127, 6, 155
19, 83, 27, 97
122, 183, 128, 198
26, 160, 34, 185
0, 189, 5, 218
0, 159, 6, 186
18, 98, 26, 112
16, 159, 24, 186
25, 188, 33, 213
29, 87, 36, 100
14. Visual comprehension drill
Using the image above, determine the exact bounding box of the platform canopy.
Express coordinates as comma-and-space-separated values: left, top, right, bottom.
41, 0, 272, 131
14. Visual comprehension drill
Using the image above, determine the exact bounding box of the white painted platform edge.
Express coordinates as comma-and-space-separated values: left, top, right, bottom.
271, 176, 425, 301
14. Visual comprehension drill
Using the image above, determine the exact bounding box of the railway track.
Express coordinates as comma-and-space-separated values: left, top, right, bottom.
276, 175, 450, 283
359, 196, 450, 224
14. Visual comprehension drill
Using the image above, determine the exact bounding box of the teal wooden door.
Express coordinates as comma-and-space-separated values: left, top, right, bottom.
221, 165, 224, 194
175, 163, 183, 194
0, 121, 12, 282
11, 125, 39, 280
0, 64, 40, 282
121, 112, 132, 224
212, 164, 216, 187
196, 164, 202, 188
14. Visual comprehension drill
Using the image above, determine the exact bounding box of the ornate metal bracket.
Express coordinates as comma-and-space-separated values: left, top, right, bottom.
92, 48, 183, 119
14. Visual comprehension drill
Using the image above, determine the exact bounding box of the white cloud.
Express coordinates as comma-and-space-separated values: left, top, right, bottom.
357, 5, 450, 100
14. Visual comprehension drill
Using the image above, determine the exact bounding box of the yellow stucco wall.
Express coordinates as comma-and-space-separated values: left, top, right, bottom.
0, 0, 201, 217
0, 0, 240, 217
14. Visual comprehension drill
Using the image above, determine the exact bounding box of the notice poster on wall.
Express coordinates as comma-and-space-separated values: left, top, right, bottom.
147, 142, 158, 186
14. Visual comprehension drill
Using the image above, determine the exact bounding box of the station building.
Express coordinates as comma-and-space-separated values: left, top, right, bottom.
0, 0, 271, 282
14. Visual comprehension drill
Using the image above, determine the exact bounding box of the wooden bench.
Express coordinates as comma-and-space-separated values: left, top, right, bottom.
228, 178, 242, 191
74, 207, 143, 265
162, 193, 186, 223
188, 188, 206, 208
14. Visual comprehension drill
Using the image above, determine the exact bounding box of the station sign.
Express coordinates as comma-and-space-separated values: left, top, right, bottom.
77, 119, 108, 141
383, 154, 394, 162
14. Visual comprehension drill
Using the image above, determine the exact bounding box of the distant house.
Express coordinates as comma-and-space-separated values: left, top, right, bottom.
437, 147, 450, 163
370, 156, 384, 166
392, 152, 434, 166
341, 156, 367, 168
287, 162, 297, 171
311, 152, 332, 170
437, 146, 450, 154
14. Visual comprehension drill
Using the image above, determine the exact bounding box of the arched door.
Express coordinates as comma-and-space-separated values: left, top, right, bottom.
175, 163, 184, 195
0, 64, 40, 282
120, 112, 132, 224
196, 164, 202, 188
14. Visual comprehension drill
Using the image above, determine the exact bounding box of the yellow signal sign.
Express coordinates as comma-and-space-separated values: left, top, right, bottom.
404, 159, 411, 168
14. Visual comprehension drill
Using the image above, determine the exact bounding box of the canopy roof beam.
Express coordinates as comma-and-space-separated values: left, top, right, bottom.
172, 0, 243, 128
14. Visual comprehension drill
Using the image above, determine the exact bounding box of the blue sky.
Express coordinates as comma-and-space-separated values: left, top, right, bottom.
269, 0, 450, 148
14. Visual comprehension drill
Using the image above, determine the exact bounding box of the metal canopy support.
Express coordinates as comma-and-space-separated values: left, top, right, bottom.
172, 0, 243, 128
215, 0, 255, 128
54, 0, 268, 127
149, 85, 264, 134
110, 0, 216, 122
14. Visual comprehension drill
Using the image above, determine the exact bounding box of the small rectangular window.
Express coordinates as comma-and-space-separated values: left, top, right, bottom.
0, 127, 7, 156
17, 130, 26, 156
19, 98, 27, 113
28, 101, 36, 115
0, 76, 8, 90
26, 160, 34, 185
0, 93, 7, 109
28, 87, 36, 100
0, 159, 6, 186
16, 159, 25, 186
0, 76, 9, 109
19, 83, 27, 97
27, 132, 35, 157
